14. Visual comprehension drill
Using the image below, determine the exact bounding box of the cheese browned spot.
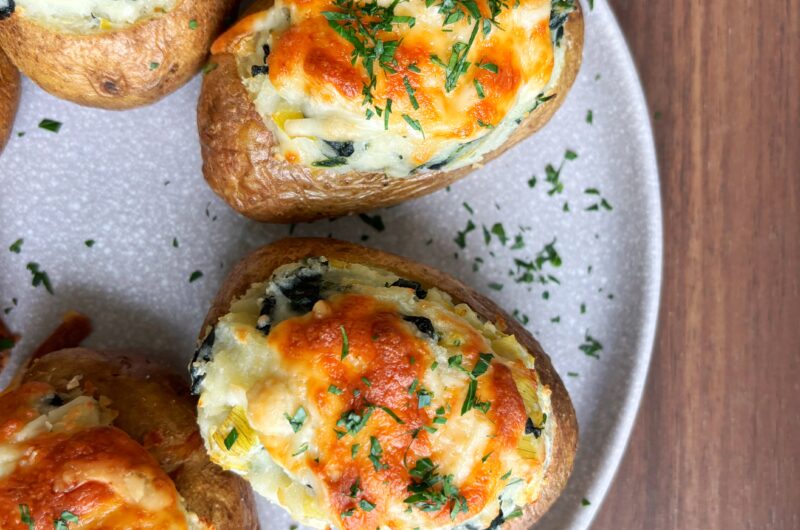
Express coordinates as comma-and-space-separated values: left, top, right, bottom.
214, 0, 575, 176
193, 258, 553, 530
0, 383, 201, 530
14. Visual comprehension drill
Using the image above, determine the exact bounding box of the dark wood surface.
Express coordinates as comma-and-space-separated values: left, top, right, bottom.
593, 1, 799, 529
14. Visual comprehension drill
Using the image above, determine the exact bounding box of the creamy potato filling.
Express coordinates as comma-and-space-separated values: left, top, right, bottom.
14, 0, 176, 32
232, 0, 575, 176
192, 258, 554, 530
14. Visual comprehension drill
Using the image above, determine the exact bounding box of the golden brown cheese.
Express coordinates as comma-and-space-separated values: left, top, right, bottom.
0, 383, 193, 530
254, 294, 527, 528
213, 0, 564, 175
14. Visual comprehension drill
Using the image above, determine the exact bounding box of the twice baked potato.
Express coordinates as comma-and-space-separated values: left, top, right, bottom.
198, 0, 583, 222
0, 0, 238, 109
190, 238, 577, 529
0, 47, 20, 153
0, 348, 259, 529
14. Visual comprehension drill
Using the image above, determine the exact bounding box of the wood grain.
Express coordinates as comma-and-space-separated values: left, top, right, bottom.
593, 1, 800, 529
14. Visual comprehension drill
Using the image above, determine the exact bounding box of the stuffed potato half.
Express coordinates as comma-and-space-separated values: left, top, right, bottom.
198, 0, 583, 223
0, 0, 237, 109
0, 348, 258, 530
0, 47, 20, 153
190, 238, 577, 530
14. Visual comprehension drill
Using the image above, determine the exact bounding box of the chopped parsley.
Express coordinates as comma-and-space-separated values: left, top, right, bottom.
189, 270, 203, 283
416, 388, 433, 408
358, 213, 385, 232
337, 408, 373, 436
26, 262, 53, 294
224, 428, 238, 450
38, 119, 62, 133
328, 384, 344, 395
351, 443, 360, 458
454, 219, 476, 249
379, 405, 405, 424
403, 76, 419, 109
478, 62, 498, 73
340, 326, 350, 359
292, 443, 309, 456
579, 333, 603, 359
582, 497, 591, 506
188, 18, 198, 29
404, 458, 468, 519
19, 504, 34, 529
149, 61, 160, 70
473, 78, 485, 98
584, 187, 614, 211
586, 109, 594, 124
284, 407, 308, 432
54, 511, 79, 530
84, 239, 95, 248
9, 238, 23, 253
368, 436, 388, 470
322, 0, 418, 122
359, 499, 376, 511
402, 113, 424, 135
513, 239, 562, 285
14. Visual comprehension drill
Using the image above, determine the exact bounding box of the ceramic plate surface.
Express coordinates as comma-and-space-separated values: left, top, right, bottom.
0, 1, 660, 528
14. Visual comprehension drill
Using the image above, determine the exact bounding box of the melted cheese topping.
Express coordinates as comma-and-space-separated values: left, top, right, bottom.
193, 258, 553, 530
14, 0, 175, 32
0, 382, 205, 529
214, 0, 574, 176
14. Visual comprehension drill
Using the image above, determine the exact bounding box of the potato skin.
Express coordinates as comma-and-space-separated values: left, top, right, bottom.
23, 348, 259, 530
0, 0, 238, 109
0, 48, 20, 153
201, 237, 578, 528
198, 5, 583, 223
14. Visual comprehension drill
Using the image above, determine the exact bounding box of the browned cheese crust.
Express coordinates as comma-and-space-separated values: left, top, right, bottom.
0, 0, 238, 109
201, 238, 578, 528
0, 47, 20, 153
197, 4, 584, 223
22, 348, 260, 530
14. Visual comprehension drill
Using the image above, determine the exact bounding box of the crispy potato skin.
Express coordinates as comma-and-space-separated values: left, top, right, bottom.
0, 0, 238, 109
23, 348, 259, 530
0, 48, 20, 153
198, 5, 583, 223
201, 238, 578, 528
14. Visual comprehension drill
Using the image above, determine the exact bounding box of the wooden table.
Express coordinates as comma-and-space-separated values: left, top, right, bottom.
593, 1, 799, 528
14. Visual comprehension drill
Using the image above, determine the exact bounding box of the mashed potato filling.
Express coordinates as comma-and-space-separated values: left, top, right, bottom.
192, 258, 554, 530
15, 0, 176, 32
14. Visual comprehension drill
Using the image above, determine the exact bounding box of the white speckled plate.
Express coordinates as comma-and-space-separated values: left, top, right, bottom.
0, 1, 660, 528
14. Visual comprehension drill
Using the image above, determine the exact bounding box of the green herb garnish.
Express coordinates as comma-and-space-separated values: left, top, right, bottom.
369, 436, 388, 470
26, 262, 53, 294
340, 326, 350, 359
285, 407, 308, 432
38, 119, 62, 133
579, 333, 603, 359
224, 428, 238, 450
403, 76, 419, 109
